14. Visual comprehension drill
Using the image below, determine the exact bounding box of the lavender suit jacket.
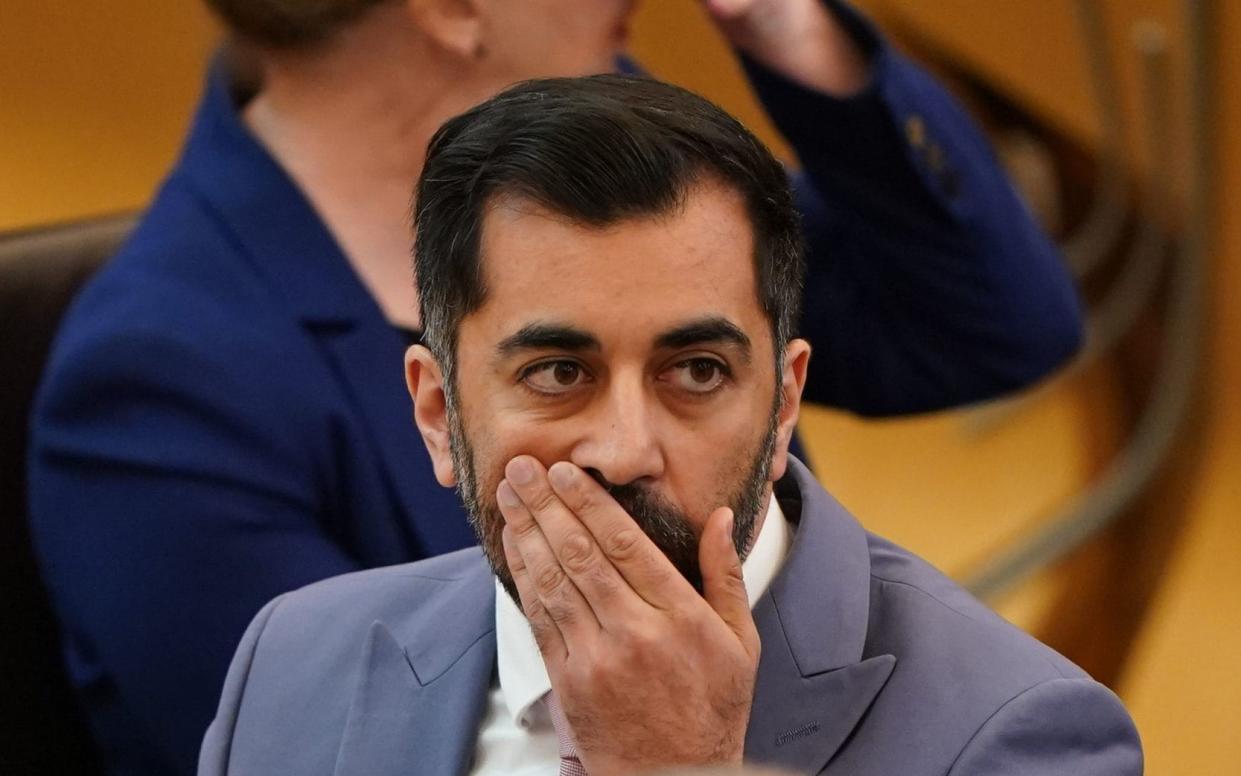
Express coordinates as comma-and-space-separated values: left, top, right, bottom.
199, 459, 1142, 775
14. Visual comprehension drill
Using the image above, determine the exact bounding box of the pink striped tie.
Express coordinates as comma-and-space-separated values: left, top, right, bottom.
545, 691, 588, 776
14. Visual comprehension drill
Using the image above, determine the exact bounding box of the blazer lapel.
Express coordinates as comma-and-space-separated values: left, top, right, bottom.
312, 321, 475, 556
333, 566, 497, 776
745, 459, 896, 773
180, 58, 475, 558
745, 633, 895, 773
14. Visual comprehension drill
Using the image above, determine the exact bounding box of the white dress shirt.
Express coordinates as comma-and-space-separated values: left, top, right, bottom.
470, 496, 793, 775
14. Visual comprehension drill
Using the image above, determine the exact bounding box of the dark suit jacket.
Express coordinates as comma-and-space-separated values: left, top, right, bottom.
200, 458, 1141, 775
29, 3, 1082, 773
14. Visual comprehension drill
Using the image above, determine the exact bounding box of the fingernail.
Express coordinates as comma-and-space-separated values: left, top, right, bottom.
722, 510, 736, 549
497, 480, 521, 508
548, 463, 573, 490
507, 457, 534, 485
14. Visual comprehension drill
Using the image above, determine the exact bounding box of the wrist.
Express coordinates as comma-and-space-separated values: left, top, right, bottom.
714, 0, 871, 97
762, 0, 869, 96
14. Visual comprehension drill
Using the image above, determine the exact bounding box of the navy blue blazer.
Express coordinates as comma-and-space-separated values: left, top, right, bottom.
199, 459, 1140, 775
29, 4, 1081, 774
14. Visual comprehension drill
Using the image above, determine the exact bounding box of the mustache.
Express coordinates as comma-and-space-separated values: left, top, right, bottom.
587, 470, 704, 593
587, 470, 686, 527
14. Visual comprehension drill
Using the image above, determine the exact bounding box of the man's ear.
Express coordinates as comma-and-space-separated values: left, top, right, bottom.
405, 0, 485, 59
405, 344, 457, 487
767, 338, 812, 484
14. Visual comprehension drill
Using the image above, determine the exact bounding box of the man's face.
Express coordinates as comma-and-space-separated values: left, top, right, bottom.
409, 179, 808, 596
478, 0, 638, 80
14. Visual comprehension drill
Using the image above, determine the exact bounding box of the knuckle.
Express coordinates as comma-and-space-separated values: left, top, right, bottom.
591, 644, 630, 681
545, 576, 589, 628
602, 527, 644, 561
507, 552, 528, 575
535, 563, 568, 596
567, 482, 599, 514
528, 613, 556, 645
721, 565, 747, 595
641, 556, 674, 587
559, 531, 596, 574
543, 593, 577, 627
527, 484, 561, 514
523, 596, 548, 624
583, 657, 609, 687
584, 564, 619, 599
618, 622, 661, 659
512, 517, 542, 541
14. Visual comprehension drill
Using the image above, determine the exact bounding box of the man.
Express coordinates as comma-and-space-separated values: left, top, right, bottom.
199, 76, 1139, 775
30, 1, 1082, 773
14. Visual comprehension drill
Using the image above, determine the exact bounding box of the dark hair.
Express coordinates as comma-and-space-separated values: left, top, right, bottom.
203, 0, 391, 49
414, 74, 805, 389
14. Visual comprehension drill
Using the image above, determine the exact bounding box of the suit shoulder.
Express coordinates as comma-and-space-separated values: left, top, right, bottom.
35, 181, 315, 441
825, 533, 1142, 773
282, 546, 488, 600
58, 174, 284, 354
864, 532, 1084, 683
206, 548, 494, 773
256, 547, 491, 647
948, 676, 1142, 774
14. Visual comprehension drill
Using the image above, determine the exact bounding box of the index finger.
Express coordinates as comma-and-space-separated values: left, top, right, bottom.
503, 457, 643, 625
546, 461, 697, 610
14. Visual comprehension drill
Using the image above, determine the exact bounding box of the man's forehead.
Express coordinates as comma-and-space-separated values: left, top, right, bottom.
472, 181, 761, 330
479, 182, 754, 296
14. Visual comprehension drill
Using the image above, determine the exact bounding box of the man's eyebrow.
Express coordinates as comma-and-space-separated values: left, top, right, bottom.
654, 317, 752, 359
496, 322, 601, 356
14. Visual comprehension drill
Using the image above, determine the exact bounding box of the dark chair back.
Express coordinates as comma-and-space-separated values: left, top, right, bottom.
0, 213, 135, 775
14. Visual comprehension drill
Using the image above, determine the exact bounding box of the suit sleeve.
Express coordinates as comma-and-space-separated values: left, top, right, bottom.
28, 300, 362, 776
197, 596, 284, 776
742, 0, 1084, 415
946, 678, 1143, 775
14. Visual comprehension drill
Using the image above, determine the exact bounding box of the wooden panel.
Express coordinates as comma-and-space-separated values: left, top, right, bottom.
1119, 1, 1241, 770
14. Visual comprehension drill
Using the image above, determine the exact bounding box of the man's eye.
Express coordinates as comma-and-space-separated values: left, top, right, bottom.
668, 358, 728, 394
521, 361, 588, 394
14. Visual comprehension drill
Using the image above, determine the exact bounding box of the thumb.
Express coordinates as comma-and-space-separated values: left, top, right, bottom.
700, 507, 760, 657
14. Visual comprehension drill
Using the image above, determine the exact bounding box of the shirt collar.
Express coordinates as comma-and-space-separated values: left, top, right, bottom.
494, 495, 792, 727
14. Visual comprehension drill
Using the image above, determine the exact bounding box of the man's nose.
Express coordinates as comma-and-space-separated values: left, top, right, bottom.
569, 376, 665, 487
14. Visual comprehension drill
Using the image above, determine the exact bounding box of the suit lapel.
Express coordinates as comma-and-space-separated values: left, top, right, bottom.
333, 563, 497, 776
179, 59, 474, 558
745, 627, 894, 773
332, 621, 495, 776
312, 322, 475, 556
745, 459, 896, 773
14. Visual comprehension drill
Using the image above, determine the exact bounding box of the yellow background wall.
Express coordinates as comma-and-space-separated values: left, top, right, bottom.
0, 4, 217, 230
3, 1, 1238, 772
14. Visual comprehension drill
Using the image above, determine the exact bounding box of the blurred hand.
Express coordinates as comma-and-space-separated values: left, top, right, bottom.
702, 0, 870, 96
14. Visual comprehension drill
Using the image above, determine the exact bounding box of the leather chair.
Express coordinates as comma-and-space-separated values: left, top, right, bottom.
0, 213, 134, 775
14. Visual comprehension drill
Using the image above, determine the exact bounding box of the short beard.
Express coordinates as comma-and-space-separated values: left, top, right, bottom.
447, 390, 779, 605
